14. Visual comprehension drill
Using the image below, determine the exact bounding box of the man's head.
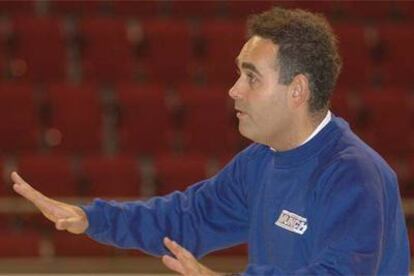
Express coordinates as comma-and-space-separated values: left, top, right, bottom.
229, 7, 342, 148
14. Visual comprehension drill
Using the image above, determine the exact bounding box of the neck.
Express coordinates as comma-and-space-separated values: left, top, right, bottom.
268, 110, 328, 151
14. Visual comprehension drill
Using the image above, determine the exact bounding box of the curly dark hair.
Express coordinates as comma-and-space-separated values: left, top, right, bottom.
247, 7, 342, 113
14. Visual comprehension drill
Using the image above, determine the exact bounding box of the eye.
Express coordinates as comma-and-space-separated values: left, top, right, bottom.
247, 72, 257, 85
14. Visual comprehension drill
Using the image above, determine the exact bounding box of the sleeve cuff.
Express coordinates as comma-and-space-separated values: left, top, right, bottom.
81, 198, 109, 236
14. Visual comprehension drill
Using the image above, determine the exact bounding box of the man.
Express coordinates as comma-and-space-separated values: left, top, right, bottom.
12, 7, 410, 275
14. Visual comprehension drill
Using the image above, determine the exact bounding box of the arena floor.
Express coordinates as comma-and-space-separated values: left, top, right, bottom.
0, 256, 247, 275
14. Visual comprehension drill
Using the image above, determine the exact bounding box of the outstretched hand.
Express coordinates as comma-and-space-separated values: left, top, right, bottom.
11, 172, 89, 234
162, 237, 222, 276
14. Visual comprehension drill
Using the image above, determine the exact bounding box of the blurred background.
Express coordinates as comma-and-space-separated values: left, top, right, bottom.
0, 0, 412, 274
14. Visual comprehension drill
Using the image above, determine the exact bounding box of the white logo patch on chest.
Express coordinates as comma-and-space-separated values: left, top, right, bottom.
275, 209, 308, 235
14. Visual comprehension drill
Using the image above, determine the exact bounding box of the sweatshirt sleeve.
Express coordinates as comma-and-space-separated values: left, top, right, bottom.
242, 158, 398, 275
82, 151, 249, 258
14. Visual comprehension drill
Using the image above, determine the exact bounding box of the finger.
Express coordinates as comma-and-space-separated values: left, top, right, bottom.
162, 255, 185, 275
11, 172, 44, 203
164, 237, 195, 261
11, 172, 61, 222
164, 237, 182, 258
55, 217, 76, 231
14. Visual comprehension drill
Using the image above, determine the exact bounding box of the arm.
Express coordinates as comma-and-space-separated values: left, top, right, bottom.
162, 159, 393, 276
82, 152, 250, 258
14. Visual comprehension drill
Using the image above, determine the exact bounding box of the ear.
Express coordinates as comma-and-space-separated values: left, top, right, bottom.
288, 74, 310, 109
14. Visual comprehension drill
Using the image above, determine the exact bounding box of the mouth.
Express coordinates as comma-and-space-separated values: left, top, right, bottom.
235, 107, 247, 118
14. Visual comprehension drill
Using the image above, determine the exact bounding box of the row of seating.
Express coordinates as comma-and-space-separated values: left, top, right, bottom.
0, 16, 413, 86
0, 82, 413, 155
1, 150, 414, 199
0, 82, 243, 155
0, 226, 247, 257
0, 153, 226, 197
2, 0, 414, 21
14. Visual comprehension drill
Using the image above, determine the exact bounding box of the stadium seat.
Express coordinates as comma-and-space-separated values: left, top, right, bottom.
0, 1, 35, 15
116, 83, 173, 156
0, 161, 7, 197
17, 154, 79, 197
0, 229, 40, 257
199, 20, 246, 85
49, 0, 107, 16
0, 83, 39, 154
359, 88, 413, 155
0, 25, 8, 79
375, 23, 414, 86
382, 153, 412, 195
10, 16, 67, 82
81, 154, 141, 198
168, 0, 222, 18
46, 83, 102, 154
154, 153, 208, 195
394, 1, 414, 19
139, 19, 195, 84
177, 84, 239, 156
279, 1, 338, 16
52, 231, 113, 256
333, 24, 373, 87
330, 87, 362, 128
225, 1, 272, 18
79, 17, 136, 82
110, 0, 163, 17
335, 1, 394, 20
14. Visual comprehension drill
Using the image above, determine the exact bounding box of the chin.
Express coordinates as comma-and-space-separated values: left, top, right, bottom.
238, 125, 258, 143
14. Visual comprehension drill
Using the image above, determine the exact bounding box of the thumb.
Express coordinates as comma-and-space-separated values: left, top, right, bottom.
55, 217, 85, 234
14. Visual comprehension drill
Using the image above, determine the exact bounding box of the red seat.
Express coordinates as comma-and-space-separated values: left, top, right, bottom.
335, 1, 394, 20
0, 230, 40, 257
394, 1, 414, 19
360, 88, 413, 155
225, 1, 272, 18
199, 20, 246, 85
46, 83, 102, 154
382, 153, 411, 196
330, 87, 362, 128
178, 84, 239, 156
81, 155, 141, 198
0, 26, 8, 79
405, 157, 414, 198
0, 83, 39, 154
0, 161, 7, 197
139, 19, 194, 84
79, 17, 136, 82
333, 24, 373, 87
169, 0, 222, 18
52, 231, 113, 256
10, 16, 67, 82
111, 0, 162, 17
0, 1, 35, 15
49, 0, 106, 15
116, 83, 173, 156
155, 153, 208, 195
17, 154, 79, 197
376, 23, 414, 86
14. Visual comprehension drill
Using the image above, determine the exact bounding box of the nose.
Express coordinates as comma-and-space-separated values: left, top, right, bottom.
228, 78, 241, 100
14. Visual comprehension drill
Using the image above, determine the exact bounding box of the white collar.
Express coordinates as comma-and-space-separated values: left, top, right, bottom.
300, 110, 331, 146
271, 111, 332, 151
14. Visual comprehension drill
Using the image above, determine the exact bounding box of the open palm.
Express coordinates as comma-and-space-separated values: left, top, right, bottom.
11, 172, 88, 234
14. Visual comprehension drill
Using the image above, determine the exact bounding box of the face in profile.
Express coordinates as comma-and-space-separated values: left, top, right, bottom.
229, 36, 292, 146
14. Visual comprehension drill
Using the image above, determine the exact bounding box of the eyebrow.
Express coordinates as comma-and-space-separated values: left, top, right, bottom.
235, 58, 263, 78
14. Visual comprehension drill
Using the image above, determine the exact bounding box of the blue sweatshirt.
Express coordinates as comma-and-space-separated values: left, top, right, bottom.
83, 116, 410, 275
